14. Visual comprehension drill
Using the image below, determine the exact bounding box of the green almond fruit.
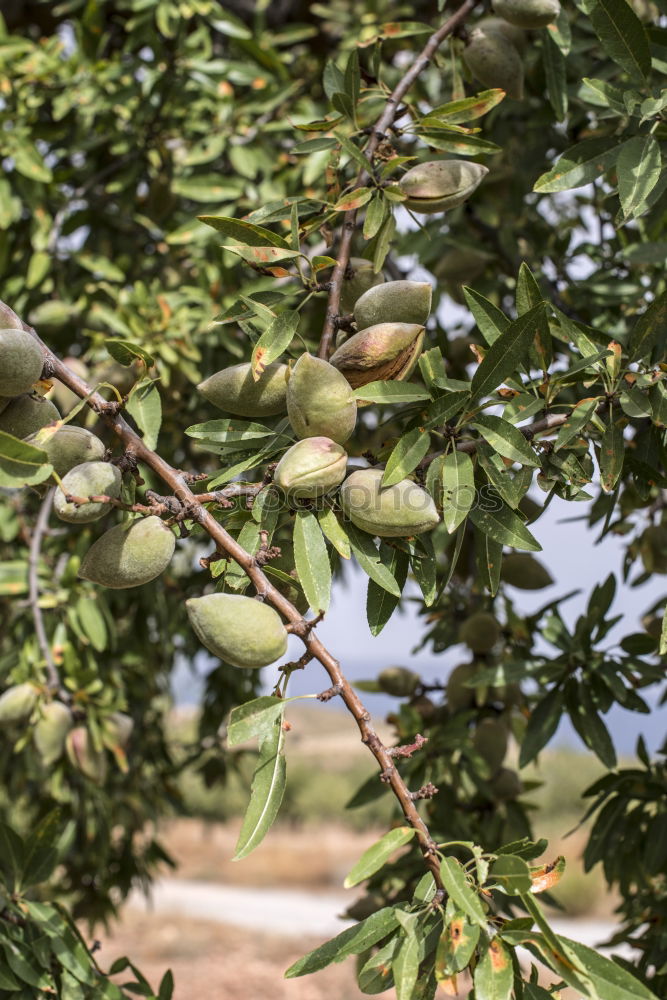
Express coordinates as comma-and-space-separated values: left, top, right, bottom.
478, 16, 527, 50
491, 766, 523, 800
0, 328, 44, 397
0, 394, 60, 439
54, 461, 122, 524
34, 701, 73, 765
353, 281, 432, 330
198, 361, 289, 417
27, 425, 106, 478
493, 0, 560, 28
501, 552, 553, 589
463, 29, 525, 100
340, 467, 440, 538
287, 354, 357, 444
339, 257, 386, 315
640, 524, 667, 574
0, 683, 39, 723
398, 160, 489, 214
330, 322, 424, 389
274, 436, 348, 499
473, 716, 509, 772
459, 611, 501, 653
377, 666, 421, 697
79, 515, 176, 589
446, 662, 477, 711
102, 711, 134, 749
66, 726, 107, 783
186, 593, 288, 668
436, 249, 492, 285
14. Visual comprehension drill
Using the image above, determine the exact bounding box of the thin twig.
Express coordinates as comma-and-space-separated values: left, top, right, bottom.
317, 0, 478, 360
27, 488, 60, 691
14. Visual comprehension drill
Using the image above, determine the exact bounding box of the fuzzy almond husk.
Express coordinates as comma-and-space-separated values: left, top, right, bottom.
492, 0, 560, 28
353, 281, 432, 330
274, 437, 347, 499
79, 515, 175, 589
287, 354, 357, 443
329, 323, 424, 389
66, 727, 108, 783
198, 362, 288, 417
463, 29, 525, 100
54, 461, 122, 524
27, 425, 106, 478
398, 160, 489, 214
0, 328, 44, 398
0, 394, 60, 439
340, 467, 440, 538
34, 701, 73, 765
186, 593, 288, 668
339, 257, 386, 314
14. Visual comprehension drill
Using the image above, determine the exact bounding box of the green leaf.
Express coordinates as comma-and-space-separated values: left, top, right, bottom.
354, 381, 431, 404
233, 715, 286, 860
561, 935, 660, 999
628, 291, 667, 362
476, 530, 503, 597
408, 535, 438, 606
393, 913, 421, 1000
0, 822, 25, 891
0, 432, 53, 488
598, 418, 624, 493
463, 288, 510, 347
533, 137, 618, 193
423, 390, 469, 430
566, 682, 617, 768
441, 451, 475, 533
440, 857, 487, 928
428, 89, 505, 124
515, 262, 542, 317
228, 695, 310, 747
0, 561, 29, 596
366, 544, 409, 636
435, 913, 480, 977
519, 687, 564, 766
343, 827, 416, 888
474, 939, 513, 1000
198, 215, 290, 248
554, 398, 600, 450
126, 380, 162, 449
543, 30, 568, 121
76, 596, 108, 653
363, 194, 387, 240
489, 855, 532, 896
333, 187, 372, 212
186, 419, 275, 444
382, 428, 431, 487
105, 339, 155, 367
471, 305, 545, 400
222, 244, 304, 265
372, 213, 396, 273
12, 143, 52, 183
472, 415, 540, 467
251, 310, 299, 378
469, 497, 541, 552
347, 525, 402, 597
579, 0, 651, 81
293, 510, 331, 613
616, 135, 662, 221
317, 507, 351, 560
285, 907, 401, 977
158, 970, 175, 1000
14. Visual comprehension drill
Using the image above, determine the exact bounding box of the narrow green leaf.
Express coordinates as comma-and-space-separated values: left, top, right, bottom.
471, 305, 545, 400
393, 914, 421, 1000
333, 187, 372, 212
428, 89, 505, 124
285, 907, 401, 978
251, 310, 299, 378
436, 913, 480, 978
363, 194, 387, 240
347, 525, 402, 596
440, 857, 487, 928
515, 262, 542, 316
373, 213, 396, 273
228, 695, 310, 747
617, 135, 662, 221
293, 510, 331, 613
660, 603, 667, 657
566, 682, 617, 768
489, 855, 532, 896
408, 535, 437, 606
0, 823, 25, 891
463, 287, 509, 346
343, 827, 415, 888
628, 291, 667, 363
543, 30, 568, 120
474, 939, 513, 1000
222, 244, 304, 265
367, 544, 409, 636
354, 381, 431, 404
598, 418, 624, 493
554, 398, 600, 450
126, 380, 162, 449
198, 215, 290, 248
519, 687, 564, 766
441, 451, 475, 533
0, 431, 53, 488
469, 497, 541, 552
382, 428, 431, 487
317, 507, 351, 559
580, 0, 651, 81
423, 390, 469, 430
533, 137, 618, 193
554, 935, 660, 1000
472, 415, 540, 467
476, 530, 503, 597
233, 716, 286, 860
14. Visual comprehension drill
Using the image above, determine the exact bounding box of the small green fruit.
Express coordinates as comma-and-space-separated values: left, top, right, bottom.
0, 683, 39, 723
399, 160, 489, 214
436, 249, 492, 285
412, 695, 436, 721
0, 394, 60, 439
478, 16, 527, 50
640, 525, 667, 574
66, 726, 107, 783
459, 612, 501, 653
34, 701, 73, 765
274, 437, 347, 499
473, 717, 509, 771
353, 281, 432, 330
198, 362, 289, 417
340, 467, 440, 538
0, 328, 44, 397
446, 663, 477, 711
491, 766, 523, 800
339, 257, 386, 315
27, 425, 106, 477
54, 461, 122, 524
493, 0, 560, 28
79, 515, 175, 589
330, 323, 424, 389
287, 354, 357, 444
463, 28, 525, 100
377, 666, 420, 697
501, 553, 553, 590
102, 712, 134, 749
186, 593, 288, 668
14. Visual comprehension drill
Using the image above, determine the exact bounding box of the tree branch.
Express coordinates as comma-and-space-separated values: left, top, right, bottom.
28, 488, 60, 692
317, 0, 477, 360
9, 301, 443, 890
